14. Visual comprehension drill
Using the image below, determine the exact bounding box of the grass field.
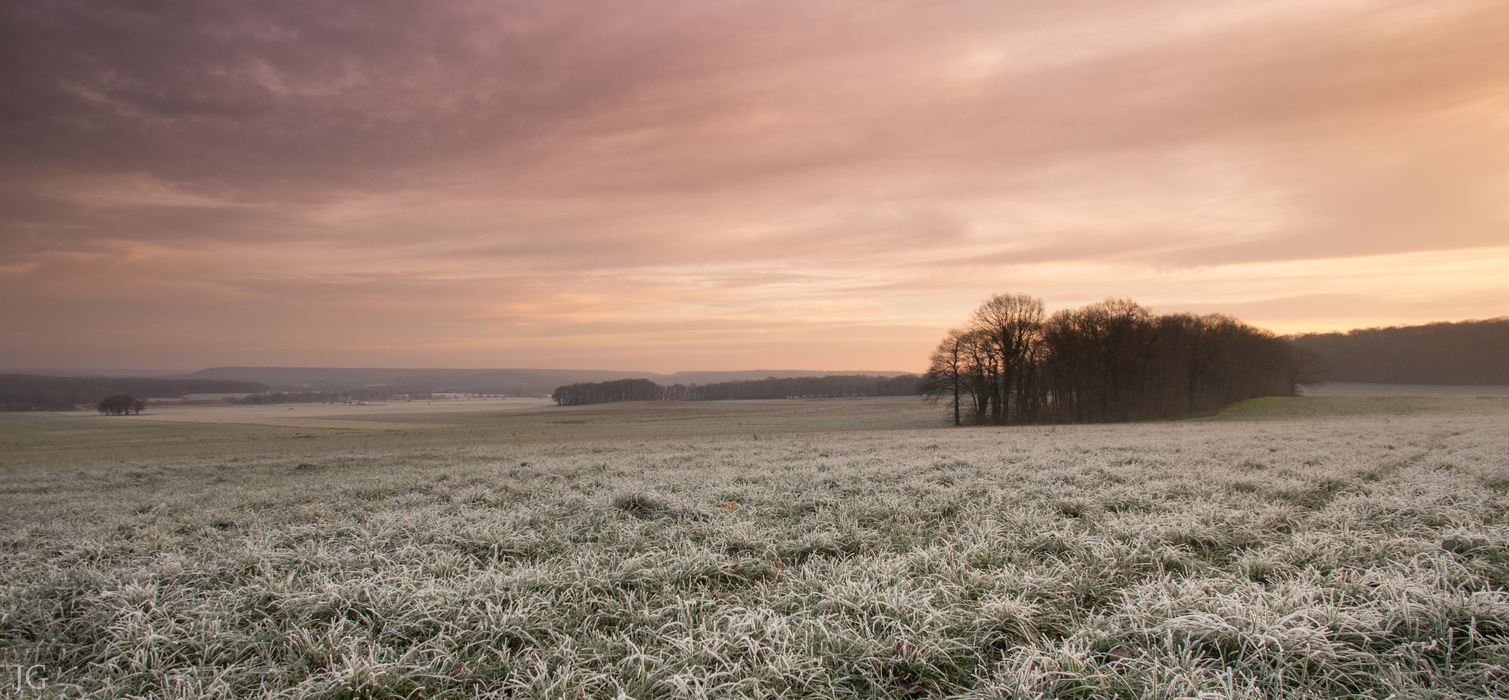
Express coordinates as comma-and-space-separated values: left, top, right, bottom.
1, 397, 1507, 698
1299, 383, 1509, 397
0, 397, 945, 467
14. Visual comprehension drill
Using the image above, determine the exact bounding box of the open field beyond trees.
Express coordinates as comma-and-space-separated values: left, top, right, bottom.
2, 397, 1508, 698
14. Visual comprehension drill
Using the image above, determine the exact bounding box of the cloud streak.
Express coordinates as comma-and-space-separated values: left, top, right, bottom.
2, 0, 1506, 371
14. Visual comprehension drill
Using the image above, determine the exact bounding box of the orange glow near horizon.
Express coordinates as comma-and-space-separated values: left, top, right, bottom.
2, 0, 1506, 373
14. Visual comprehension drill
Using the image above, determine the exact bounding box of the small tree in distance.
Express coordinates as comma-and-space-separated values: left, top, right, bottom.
97, 394, 145, 415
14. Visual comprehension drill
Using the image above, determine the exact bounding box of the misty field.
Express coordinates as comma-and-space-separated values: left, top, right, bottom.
2, 398, 1508, 698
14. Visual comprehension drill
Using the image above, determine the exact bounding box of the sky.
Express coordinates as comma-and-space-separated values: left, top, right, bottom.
2, 0, 1506, 373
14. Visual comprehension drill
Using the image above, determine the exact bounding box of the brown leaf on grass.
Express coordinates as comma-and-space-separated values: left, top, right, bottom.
1104, 645, 1136, 669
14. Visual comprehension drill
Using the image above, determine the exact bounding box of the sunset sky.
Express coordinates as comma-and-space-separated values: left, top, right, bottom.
3, 0, 1506, 373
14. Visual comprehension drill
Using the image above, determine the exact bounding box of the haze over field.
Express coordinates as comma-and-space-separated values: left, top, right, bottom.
2, 0, 1506, 372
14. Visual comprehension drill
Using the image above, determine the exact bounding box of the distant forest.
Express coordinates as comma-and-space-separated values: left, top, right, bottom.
227, 389, 430, 405
1290, 318, 1509, 385
922, 294, 1325, 425
552, 375, 921, 406
0, 375, 266, 412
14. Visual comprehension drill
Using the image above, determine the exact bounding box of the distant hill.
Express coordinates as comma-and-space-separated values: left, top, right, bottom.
0, 375, 266, 411
1290, 318, 1509, 385
0, 368, 194, 378
164, 367, 915, 397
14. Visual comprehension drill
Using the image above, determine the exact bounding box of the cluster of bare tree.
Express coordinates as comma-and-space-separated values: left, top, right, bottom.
552, 375, 920, 406
1289, 318, 1509, 385
96, 394, 146, 415
921, 294, 1326, 425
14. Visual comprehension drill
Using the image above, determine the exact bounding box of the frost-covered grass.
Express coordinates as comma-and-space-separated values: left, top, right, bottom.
2, 411, 1508, 698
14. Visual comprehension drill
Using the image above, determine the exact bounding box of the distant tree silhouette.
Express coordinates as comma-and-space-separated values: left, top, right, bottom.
971, 293, 1047, 424
924, 294, 1322, 424
920, 329, 970, 426
552, 378, 664, 406
1290, 318, 1508, 384
96, 394, 145, 415
0, 375, 264, 412
554, 375, 921, 406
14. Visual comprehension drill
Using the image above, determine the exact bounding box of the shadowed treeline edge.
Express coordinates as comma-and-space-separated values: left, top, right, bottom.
1291, 318, 1509, 385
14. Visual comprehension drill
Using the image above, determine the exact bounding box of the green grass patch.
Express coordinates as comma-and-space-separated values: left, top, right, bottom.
1194, 395, 1509, 421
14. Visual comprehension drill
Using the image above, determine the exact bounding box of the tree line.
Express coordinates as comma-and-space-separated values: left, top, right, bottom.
0, 375, 266, 412
552, 379, 664, 406
1289, 318, 1508, 385
552, 375, 921, 406
921, 294, 1327, 425
227, 388, 425, 405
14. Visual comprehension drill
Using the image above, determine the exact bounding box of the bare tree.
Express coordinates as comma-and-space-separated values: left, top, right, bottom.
969, 293, 1046, 424
1043, 298, 1158, 422
920, 329, 970, 426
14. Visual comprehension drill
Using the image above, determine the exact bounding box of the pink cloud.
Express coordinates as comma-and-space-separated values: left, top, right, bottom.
2, 0, 1505, 370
